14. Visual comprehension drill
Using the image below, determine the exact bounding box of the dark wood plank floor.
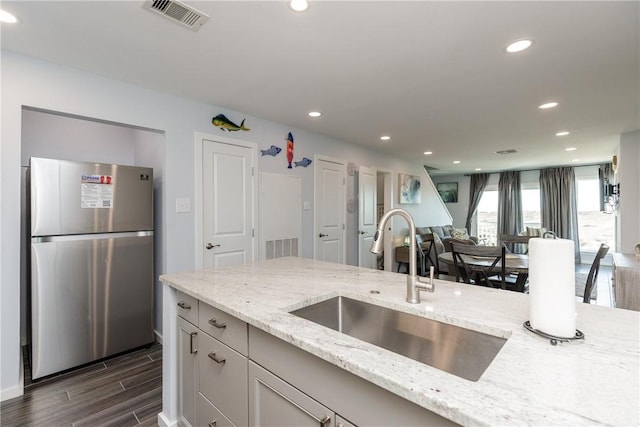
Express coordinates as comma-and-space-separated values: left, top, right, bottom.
1, 343, 162, 427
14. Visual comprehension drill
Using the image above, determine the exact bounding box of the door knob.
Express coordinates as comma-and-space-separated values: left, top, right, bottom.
206, 243, 221, 250
359, 230, 365, 235
318, 233, 328, 238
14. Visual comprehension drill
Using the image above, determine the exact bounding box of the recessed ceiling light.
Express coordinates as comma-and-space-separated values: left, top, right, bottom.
308, 111, 322, 117
505, 39, 533, 53
380, 136, 391, 141
475, 168, 482, 171
0, 9, 18, 23
538, 102, 558, 109
423, 151, 433, 155
289, 0, 309, 12
572, 159, 581, 162
452, 160, 461, 164
556, 131, 570, 136
565, 147, 577, 151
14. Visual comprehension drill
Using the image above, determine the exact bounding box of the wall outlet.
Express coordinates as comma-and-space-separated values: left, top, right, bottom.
176, 198, 191, 213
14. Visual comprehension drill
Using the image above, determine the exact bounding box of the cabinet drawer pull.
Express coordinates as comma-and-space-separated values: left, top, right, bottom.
208, 352, 226, 364
208, 318, 227, 329
177, 301, 191, 310
208, 420, 217, 427
319, 415, 331, 427
189, 332, 197, 354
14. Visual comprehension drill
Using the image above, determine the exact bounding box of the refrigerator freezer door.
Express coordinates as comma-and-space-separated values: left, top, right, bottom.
31, 232, 154, 379
30, 157, 153, 236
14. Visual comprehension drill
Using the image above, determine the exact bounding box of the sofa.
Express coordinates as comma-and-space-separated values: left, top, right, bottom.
395, 225, 479, 274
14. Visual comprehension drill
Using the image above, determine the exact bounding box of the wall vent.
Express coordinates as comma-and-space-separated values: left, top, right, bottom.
265, 238, 299, 260
144, 0, 209, 31
495, 149, 518, 155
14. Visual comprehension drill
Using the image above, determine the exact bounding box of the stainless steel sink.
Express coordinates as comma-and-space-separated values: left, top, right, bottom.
290, 296, 507, 381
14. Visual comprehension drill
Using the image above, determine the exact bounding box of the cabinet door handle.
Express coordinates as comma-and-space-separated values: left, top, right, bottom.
189, 332, 197, 354
208, 318, 227, 329
319, 415, 331, 427
208, 421, 217, 427
177, 301, 191, 310
319, 233, 328, 238
208, 352, 226, 364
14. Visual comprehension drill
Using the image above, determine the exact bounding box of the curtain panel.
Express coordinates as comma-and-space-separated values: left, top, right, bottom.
497, 171, 524, 246
465, 173, 490, 233
539, 167, 581, 263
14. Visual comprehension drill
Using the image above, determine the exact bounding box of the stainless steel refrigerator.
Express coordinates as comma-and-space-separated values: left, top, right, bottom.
29, 157, 154, 379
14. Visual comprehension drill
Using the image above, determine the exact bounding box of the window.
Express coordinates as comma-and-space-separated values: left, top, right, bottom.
577, 179, 615, 252
477, 189, 498, 245
477, 185, 540, 246
522, 187, 541, 230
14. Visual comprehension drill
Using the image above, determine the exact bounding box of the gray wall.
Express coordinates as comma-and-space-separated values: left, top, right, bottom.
617, 130, 640, 253
1, 51, 451, 399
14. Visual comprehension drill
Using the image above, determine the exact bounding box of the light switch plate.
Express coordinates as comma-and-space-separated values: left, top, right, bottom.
176, 198, 191, 213
303, 201, 311, 210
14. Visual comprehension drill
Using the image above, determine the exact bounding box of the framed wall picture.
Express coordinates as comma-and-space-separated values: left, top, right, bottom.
399, 173, 421, 204
437, 182, 458, 203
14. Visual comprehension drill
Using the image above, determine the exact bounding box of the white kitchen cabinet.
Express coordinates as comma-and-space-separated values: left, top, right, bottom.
198, 331, 248, 426
176, 296, 249, 427
176, 293, 456, 427
249, 361, 334, 427
197, 392, 236, 427
177, 316, 198, 427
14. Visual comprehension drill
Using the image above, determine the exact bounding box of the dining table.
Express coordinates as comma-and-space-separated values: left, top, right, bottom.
438, 251, 529, 292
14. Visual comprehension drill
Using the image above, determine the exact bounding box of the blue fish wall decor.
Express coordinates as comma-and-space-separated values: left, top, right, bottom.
260, 145, 282, 157
294, 157, 312, 168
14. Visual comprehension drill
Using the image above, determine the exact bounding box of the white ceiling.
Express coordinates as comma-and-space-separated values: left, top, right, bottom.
2, 1, 638, 175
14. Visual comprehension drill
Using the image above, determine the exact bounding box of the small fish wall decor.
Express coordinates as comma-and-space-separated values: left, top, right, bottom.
211, 113, 250, 132
294, 157, 312, 168
286, 132, 294, 169
260, 145, 282, 157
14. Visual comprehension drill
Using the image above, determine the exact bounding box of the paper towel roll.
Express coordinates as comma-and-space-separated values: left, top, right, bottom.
529, 237, 576, 338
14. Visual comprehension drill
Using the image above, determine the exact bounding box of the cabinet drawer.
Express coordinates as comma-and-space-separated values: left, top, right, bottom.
176, 291, 199, 325
197, 392, 236, 427
198, 332, 248, 426
199, 302, 248, 355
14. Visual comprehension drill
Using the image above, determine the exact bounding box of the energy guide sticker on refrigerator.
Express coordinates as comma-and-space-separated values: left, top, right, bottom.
29, 157, 154, 379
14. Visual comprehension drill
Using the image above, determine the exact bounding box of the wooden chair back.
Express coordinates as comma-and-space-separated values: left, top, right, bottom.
450, 242, 506, 288
582, 243, 610, 303
499, 234, 532, 254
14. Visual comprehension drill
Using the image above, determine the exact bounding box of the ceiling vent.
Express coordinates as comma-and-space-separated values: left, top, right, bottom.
144, 0, 209, 31
495, 149, 518, 155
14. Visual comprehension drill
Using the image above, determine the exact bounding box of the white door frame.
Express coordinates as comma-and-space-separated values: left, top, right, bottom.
194, 132, 259, 269
313, 154, 347, 263
376, 168, 394, 271
357, 165, 377, 269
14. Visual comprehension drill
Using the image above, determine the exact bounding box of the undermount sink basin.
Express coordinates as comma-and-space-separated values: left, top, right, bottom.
290, 296, 507, 381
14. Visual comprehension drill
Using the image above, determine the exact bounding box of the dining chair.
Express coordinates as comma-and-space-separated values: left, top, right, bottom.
576, 243, 609, 303
499, 234, 532, 254
450, 242, 508, 289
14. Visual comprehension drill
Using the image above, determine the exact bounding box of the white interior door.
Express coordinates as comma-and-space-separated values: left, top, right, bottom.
314, 156, 346, 264
202, 139, 255, 268
358, 166, 377, 268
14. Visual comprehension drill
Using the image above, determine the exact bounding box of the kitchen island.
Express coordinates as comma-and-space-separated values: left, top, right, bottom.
159, 257, 639, 426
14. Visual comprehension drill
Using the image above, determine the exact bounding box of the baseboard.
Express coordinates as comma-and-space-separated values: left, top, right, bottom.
157, 411, 177, 427
154, 329, 163, 345
0, 383, 24, 402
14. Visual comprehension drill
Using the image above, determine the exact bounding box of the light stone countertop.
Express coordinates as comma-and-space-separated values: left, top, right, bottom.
160, 257, 640, 427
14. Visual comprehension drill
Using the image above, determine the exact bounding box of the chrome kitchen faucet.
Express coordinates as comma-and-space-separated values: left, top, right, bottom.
370, 208, 435, 303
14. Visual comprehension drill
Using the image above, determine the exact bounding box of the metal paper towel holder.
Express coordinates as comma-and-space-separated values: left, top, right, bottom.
523, 320, 584, 346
